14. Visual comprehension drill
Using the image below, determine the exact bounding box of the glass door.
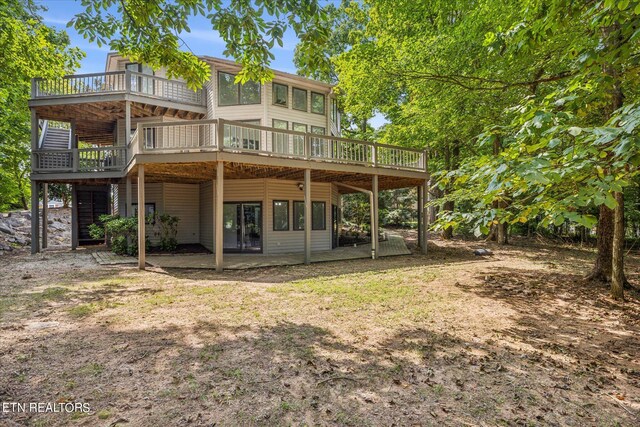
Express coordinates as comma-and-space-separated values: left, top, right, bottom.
223, 202, 262, 252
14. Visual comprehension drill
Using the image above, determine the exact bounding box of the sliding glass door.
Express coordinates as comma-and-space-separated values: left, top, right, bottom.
222, 202, 262, 252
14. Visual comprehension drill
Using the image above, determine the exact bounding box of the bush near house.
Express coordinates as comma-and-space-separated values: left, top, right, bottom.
88, 213, 179, 256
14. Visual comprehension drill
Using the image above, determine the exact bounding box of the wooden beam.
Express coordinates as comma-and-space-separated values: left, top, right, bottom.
215, 161, 224, 272
372, 174, 379, 259
304, 168, 311, 264
42, 183, 48, 249
422, 179, 429, 255
71, 184, 78, 250
30, 180, 40, 255
126, 175, 132, 216
137, 165, 146, 270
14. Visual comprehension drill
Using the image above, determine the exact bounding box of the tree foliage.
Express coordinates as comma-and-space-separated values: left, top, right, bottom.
0, 0, 83, 211
71, 0, 333, 87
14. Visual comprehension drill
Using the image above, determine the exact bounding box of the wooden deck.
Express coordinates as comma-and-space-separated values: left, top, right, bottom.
92, 234, 411, 270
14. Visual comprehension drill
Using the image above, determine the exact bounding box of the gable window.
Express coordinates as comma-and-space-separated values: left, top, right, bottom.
273, 200, 289, 231
273, 83, 288, 107
311, 92, 325, 115
292, 201, 326, 230
218, 71, 261, 106
292, 87, 307, 111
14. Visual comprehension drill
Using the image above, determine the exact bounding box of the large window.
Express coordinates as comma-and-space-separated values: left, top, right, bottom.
218, 72, 261, 106
292, 122, 306, 156
310, 126, 326, 157
293, 201, 304, 231
273, 83, 288, 107
292, 201, 326, 230
273, 200, 289, 231
272, 119, 288, 154
312, 201, 326, 230
311, 92, 325, 115
292, 87, 307, 111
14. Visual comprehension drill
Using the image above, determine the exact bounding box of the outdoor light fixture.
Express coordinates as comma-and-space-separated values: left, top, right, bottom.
297, 183, 304, 191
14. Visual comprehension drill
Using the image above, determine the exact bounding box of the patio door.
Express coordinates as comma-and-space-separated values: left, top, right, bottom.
222, 202, 262, 252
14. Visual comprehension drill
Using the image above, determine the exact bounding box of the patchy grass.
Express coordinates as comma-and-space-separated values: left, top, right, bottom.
0, 239, 638, 426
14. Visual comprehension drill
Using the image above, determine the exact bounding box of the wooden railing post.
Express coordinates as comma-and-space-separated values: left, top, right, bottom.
305, 134, 312, 160
372, 144, 377, 167
217, 118, 225, 151
125, 69, 131, 93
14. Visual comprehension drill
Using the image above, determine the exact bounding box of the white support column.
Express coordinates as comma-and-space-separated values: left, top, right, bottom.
125, 175, 132, 217
304, 169, 311, 264
137, 165, 146, 270
30, 181, 39, 255
71, 184, 78, 250
372, 175, 379, 259
422, 179, 429, 255
125, 100, 131, 144
42, 183, 48, 249
215, 162, 224, 271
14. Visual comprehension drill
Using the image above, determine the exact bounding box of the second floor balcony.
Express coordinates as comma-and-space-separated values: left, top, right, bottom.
32, 119, 428, 178
31, 70, 207, 108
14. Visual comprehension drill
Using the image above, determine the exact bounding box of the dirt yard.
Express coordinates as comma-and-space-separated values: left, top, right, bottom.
0, 237, 639, 426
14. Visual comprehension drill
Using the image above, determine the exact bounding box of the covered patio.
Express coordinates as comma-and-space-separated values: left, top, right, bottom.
93, 234, 411, 270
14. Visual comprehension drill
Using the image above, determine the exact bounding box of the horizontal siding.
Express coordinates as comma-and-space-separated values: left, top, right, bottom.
265, 180, 331, 254
163, 183, 200, 244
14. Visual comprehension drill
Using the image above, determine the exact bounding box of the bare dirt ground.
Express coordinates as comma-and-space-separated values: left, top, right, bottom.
0, 236, 639, 426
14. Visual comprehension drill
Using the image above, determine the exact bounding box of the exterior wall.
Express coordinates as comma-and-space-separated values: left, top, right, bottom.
121, 178, 333, 254
265, 179, 331, 253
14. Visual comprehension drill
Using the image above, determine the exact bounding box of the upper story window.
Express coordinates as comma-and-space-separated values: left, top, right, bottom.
218, 72, 261, 106
126, 63, 154, 94
273, 83, 288, 107
330, 98, 338, 124
311, 92, 325, 115
292, 87, 307, 111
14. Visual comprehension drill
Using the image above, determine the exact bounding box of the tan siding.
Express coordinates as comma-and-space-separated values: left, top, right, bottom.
163, 183, 200, 244
199, 181, 214, 251
116, 182, 164, 245
265, 179, 331, 254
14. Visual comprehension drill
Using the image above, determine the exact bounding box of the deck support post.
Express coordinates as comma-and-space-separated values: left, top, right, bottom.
125, 175, 132, 217
42, 183, 48, 249
125, 100, 131, 144
71, 184, 78, 250
372, 175, 379, 259
30, 180, 40, 254
215, 161, 224, 272
137, 165, 145, 270
304, 168, 311, 264
417, 185, 424, 250
422, 179, 429, 255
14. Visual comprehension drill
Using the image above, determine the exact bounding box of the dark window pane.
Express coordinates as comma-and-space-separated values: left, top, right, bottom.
241, 81, 261, 104
312, 201, 326, 230
273, 200, 289, 231
292, 88, 307, 111
311, 92, 325, 114
218, 72, 238, 105
293, 201, 305, 231
273, 83, 288, 106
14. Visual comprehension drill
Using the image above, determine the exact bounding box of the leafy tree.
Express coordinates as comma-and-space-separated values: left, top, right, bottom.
71, 0, 332, 87
0, 0, 83, 210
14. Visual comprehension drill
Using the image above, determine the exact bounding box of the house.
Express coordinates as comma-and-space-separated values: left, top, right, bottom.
28, 53, 429, 270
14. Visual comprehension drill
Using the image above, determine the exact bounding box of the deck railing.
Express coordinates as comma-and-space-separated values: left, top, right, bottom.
31, 70, 207, 107
32, 119, 427, 174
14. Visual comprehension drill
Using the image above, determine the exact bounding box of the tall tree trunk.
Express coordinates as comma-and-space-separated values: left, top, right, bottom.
611, 192, 624, 299
496, 200, 509, 244
587, 205, 615, 282
441, 141, 460, 239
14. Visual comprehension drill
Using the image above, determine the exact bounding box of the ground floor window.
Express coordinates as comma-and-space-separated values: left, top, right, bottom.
273, 200, 289, 231
292, 200, 326, 231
